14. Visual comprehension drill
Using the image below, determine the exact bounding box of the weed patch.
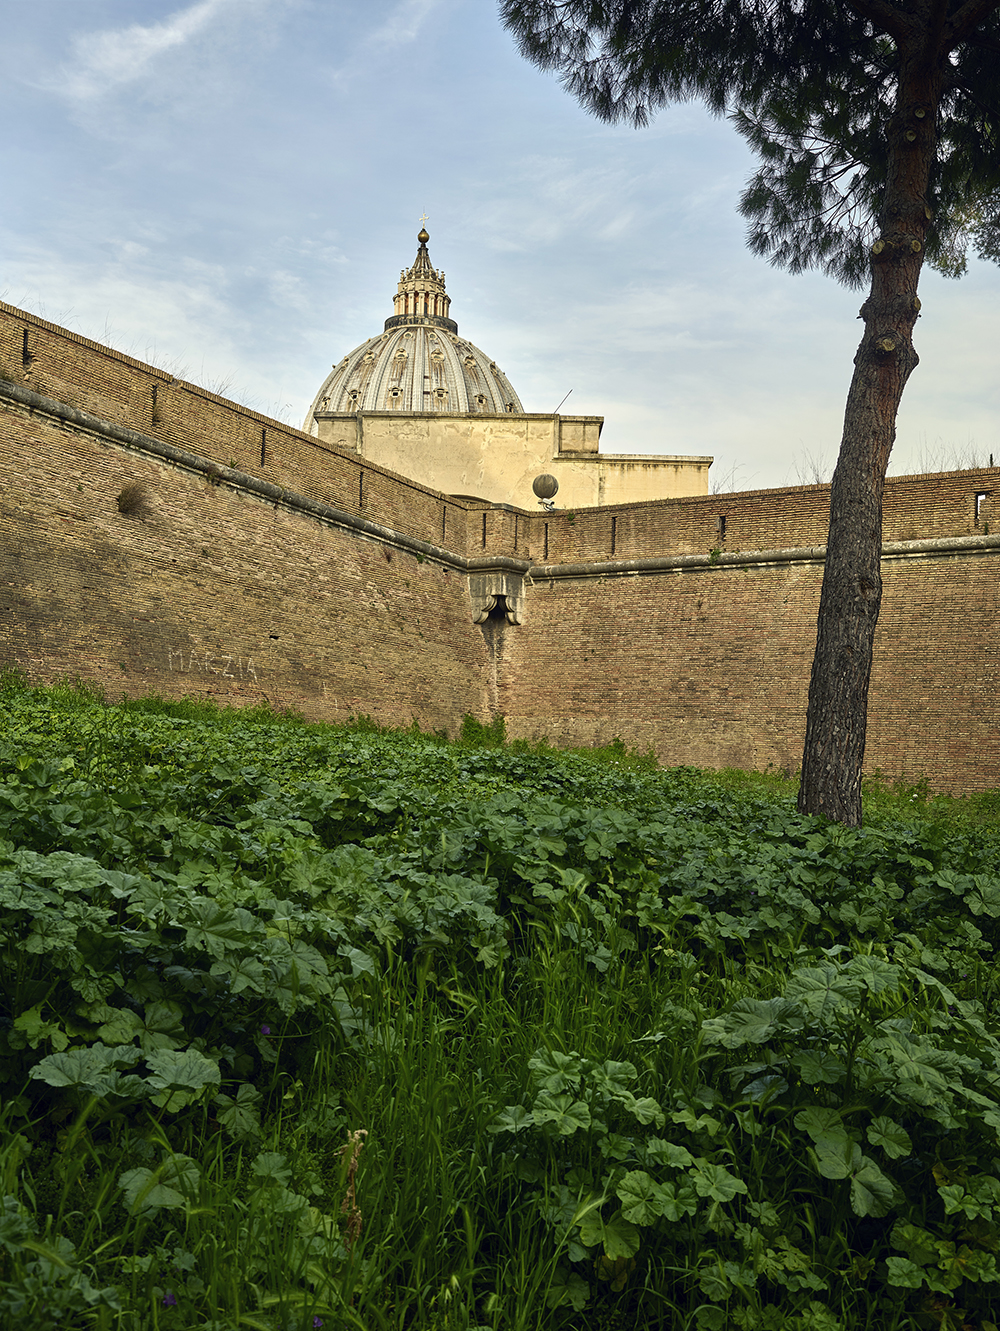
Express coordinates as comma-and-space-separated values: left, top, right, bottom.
0, 688, 998, 1328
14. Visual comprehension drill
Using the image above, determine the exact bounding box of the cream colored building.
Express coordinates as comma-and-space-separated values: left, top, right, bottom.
305, 229, 712, 509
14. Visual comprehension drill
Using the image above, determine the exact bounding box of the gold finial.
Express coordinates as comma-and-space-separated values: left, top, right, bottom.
418, 213, 430, 245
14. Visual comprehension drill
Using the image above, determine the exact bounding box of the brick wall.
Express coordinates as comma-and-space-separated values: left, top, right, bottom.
511, 470, 1000, 566
502, 550, 1000, 793
0, 391, 492, 730
0, 301, 481, 561
2, 300, 998, 793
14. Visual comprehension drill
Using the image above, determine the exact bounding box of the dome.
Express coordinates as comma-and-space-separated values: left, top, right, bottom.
305, 230, 523, 428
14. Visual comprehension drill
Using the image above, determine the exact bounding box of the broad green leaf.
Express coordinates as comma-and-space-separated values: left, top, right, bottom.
690, 1161, 748, 1202
598, 1132, 637, 1161
250, 1183, 308, 1215
849, 1154, 898, 1217
813, 1139, 857, 1181
698, 1258, 755, 1300
132, 879, 186, 922
797, 1299, 845, 1328
532, 1092, 591, 1136
617, 1170, 674, 1224
29, 1044, 143, 1098
935, 1244, 981, 1291
528, 1049, 584, 1093
874, 1033, 951, 1098
140, 1000, 187, 1052
13, 1005, 68, 1051
214, 1083, 262, 1139
785, 965, 862, 1022
794, 1107, 850, 1149
790, 1049, 847, 1084
579, 1208, 640, 1259
544, 1265, 590, 1311
25, 913, 78, 954
96, 1008, 145, 1046
890, 1221, 939, 1264
119, 1155, 200, 1214
619, 1092, 665, 1127
145, 1048, 221, 1110
489, 1104, 532, 1134
643, 1138, 694, 1169
38, 852, 107, 893
959, 1249, 1000, 1283
184, 899, 260, 958
252, 1152, 293, 1186
338, 945, 376, 977
601, 1209, 642, 1259
938, 1180, 1000, 1221
867, 1116, 912, 1160
210, 955, 267, 996
659, 1181, 700, 1221
589, 1060, 637, 1097
694, 1308, 727, 1330
701, 997, 796, 1048
846, 955, 901, 994
671, 1108, 722, 1137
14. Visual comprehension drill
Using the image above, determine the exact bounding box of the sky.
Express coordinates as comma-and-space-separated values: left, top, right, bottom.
4, 0, 998, 493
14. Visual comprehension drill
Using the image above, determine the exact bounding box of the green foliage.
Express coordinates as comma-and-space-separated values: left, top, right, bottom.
499, 1, 1000, 288
0, 685, 999, 1327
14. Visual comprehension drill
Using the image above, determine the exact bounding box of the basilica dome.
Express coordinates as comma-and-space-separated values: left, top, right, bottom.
304, 229, 523, 430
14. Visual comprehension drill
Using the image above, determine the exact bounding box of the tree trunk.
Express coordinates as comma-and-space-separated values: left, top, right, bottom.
798, 52, 943, 825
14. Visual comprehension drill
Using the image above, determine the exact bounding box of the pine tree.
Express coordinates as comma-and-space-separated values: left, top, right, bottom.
500, 0, 1000, 824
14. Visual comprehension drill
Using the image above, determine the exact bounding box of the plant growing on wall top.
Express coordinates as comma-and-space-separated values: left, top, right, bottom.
500, 0, 1000, 826
116, 481, 152, 519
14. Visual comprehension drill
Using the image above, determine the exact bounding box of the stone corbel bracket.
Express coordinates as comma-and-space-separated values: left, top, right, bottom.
470, 570, 524, 624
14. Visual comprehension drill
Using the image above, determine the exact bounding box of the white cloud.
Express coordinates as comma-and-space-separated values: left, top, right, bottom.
43, 0, 237, 102
324, 0, 448, 89
369, 0, 443, 48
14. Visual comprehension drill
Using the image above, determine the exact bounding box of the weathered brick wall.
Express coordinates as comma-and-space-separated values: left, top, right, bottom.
0, 302, 480, 561
501, 549, 1000, 793
511, 469, 1000, 566
501, 562, 822, 775
0, 393, 492, 730
2, 300, 999, 792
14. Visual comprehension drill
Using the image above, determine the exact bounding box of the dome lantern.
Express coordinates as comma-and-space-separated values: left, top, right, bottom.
385, 228, 456, 334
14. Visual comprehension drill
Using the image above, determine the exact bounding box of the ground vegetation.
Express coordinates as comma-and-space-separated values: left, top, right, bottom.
0, 676, 999, 1328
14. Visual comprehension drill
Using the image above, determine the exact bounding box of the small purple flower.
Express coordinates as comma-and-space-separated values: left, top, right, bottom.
313, 1319, 324, 1329
261, 1025, 271, 1036
162, 1292, 178, 1308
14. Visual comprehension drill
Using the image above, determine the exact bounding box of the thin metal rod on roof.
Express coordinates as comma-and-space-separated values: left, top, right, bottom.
553, 389, 573, 413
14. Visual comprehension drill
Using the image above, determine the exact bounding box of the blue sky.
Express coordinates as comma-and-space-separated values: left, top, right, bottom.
5, 0, 998, 491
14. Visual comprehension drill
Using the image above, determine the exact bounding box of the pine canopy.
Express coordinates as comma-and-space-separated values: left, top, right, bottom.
500, 0, 1000, 286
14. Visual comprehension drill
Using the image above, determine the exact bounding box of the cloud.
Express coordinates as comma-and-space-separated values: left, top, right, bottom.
44, 0, 237, 102
324, 0, 447, 89
369, 0, 443, 48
